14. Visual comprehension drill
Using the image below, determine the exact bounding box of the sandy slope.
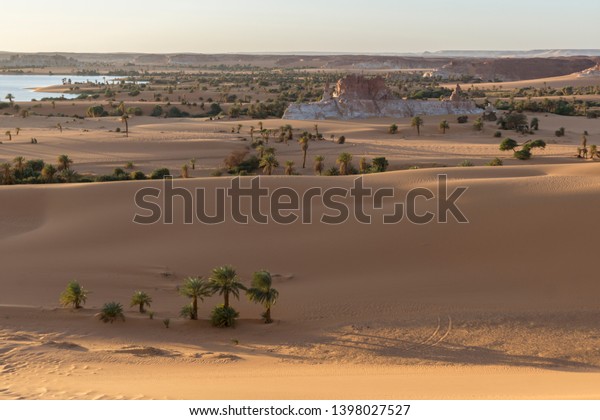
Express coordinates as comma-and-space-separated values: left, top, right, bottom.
1, 164, 600, 399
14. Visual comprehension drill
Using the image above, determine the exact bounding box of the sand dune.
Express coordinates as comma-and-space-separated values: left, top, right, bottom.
1, 164, 600, 399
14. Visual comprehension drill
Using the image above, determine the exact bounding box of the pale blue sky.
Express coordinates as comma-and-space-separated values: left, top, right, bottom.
3, 0, 599, 53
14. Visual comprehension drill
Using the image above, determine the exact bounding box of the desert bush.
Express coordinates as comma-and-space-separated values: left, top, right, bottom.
86, 105, 106, 117
493, 131, 502, 138
99, 302, 125, 323
26, 159, 45, 172
150, 168, 170, 179
324, 167, 340, 176
113, 167, 127, 178
486, 157, 503, 166
555, 127, 565, 137
336, 135, 346, 144
514, 149, 532, 160
130, 170, 146, 180
150, 105, 163, 117
180, 304, 195, 319
458, 160, 474, 167
370, 157, 389, 173
166, 107, 190, 118
457, 115, 468, 124
127, 107, 143, 116
210, 305, 239, 328
388, 124, 398, 134
530, 117, 539, 130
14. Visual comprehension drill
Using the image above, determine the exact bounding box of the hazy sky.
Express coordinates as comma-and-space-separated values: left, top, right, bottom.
3, 0, 599, 53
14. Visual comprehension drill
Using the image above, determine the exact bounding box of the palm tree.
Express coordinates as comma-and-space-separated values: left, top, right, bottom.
57, 123, 62, 133
246, 270, 279, 324
439, 120, 450, 134
57, 155, 73, 171
41, 164, 57, 183
256, 145, 265, 159
5, 131, 11, 141
181, 164, 189, 178
259, 154, 279, 175
120, 114, 129, 137
411, 116, 424, 136
237, 124, 242, 134
250, 126, 255, 143
299, 136, 309, 168
314, 155, 325, 175
190, 158, 196, 170
209, 265, 246, 309
179, 277, 211, 320
1, 163, 13, 185
60, 281, 89, 309
337, 152, 353, 176
13, 156, 25, 178
15, 127, 20, 136
284, 160, 294, 175
130, 291, 152, 313
314, 124, 320, 138
5, 93, 14, 104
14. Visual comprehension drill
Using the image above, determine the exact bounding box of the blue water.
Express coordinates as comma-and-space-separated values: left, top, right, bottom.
0, 75, 123, 102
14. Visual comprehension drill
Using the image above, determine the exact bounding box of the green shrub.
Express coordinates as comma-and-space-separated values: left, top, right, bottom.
99, 302, 125, 323
150, 105, 163, 117
457, 115, 468, 124
324, 167, 340, 176
130, 171, 146, 180
210, 305, 239, 328
113, 168, 127, 178
458, 160, 474, 167
370, 157, 389, 173
499, 138, 518, 151
150, 168, 170, 179
180, 304, 195, 320
493, 131, 502, 138
127, 107, 143, 116
486, 157, 503, 166
26, 159, 45, 172
514, 149, 532, 160
166, 107, 190, 118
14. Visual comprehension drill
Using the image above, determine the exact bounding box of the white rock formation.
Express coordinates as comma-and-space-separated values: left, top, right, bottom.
283, 75, 482, 120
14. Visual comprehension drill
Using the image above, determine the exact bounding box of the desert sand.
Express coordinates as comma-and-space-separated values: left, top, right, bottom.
1, 156, 600, 399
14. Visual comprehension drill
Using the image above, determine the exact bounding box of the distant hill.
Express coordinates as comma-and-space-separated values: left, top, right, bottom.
0, 51, 598, 81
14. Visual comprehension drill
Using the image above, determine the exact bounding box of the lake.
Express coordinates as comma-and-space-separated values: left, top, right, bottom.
0, 74, 124, 102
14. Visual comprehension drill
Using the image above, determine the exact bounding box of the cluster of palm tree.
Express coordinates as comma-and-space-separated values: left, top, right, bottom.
180, 265, 279, 326
0, 154, 77, 185
58, 266, 279, 328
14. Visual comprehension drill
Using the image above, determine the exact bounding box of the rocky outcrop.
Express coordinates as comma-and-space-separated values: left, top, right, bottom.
283, 75, 482, 120
577, 64, 600, 78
